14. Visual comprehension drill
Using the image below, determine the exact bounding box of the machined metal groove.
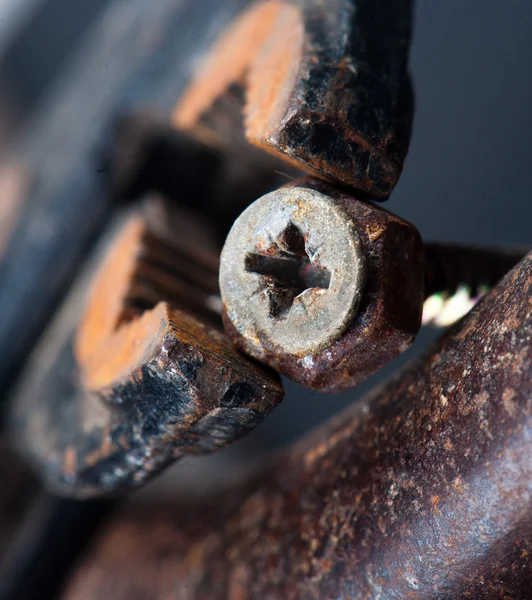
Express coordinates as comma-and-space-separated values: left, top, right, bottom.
123, 237, 221, 328
139, 232, 220, 294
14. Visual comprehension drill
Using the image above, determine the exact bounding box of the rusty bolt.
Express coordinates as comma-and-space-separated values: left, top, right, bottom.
220, 176, 424, 392
220, 184, 367, 356
11, 197, 284, 498
173, 0, 414, 199
220, 179, 527, 393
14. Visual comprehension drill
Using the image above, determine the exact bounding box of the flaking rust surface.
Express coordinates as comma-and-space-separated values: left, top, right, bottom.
174, 0, 414, 199
11, 304, 283, 498
249, 0, 415, 198
64, 255, 532, 598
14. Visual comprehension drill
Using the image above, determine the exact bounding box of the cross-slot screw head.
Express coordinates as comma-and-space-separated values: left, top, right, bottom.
220, 186, 366, 356
220, 177, 425, 392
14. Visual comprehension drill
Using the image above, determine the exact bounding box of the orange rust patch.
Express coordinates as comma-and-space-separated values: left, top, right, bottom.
76, 216, 144, 368
431, 495, 442, 517
76, 214, 171, 391
245, 4, 304, 143
452, 476, 465, 494
173, 1, 289, 131
81, 303, 167, 392
366, 223, 386, 243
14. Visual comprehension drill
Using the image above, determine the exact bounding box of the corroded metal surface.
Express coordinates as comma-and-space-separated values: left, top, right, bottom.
220, 183, 367, 356
10, 201, 283, 498
0, 0, 242, 400
174, 0, 414, 199
64, 253, 531, 599
221, 176, 424, 392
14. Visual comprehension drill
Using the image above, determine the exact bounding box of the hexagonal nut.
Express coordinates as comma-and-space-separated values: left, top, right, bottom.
220, 177, 424, 392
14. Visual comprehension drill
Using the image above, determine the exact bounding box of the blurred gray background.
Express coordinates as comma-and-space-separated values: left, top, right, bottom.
0, 0, 530, 495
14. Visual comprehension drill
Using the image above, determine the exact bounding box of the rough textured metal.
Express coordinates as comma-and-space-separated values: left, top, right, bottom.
63, 252, 532, 599
221, 176, 424, 392
174, 0, 414, 199
10, 201, 283, 498
220, 184, 367, 355
0, 0, 242, 400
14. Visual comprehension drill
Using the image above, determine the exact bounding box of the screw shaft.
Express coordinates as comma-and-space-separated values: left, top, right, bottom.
423, 243, 528, 326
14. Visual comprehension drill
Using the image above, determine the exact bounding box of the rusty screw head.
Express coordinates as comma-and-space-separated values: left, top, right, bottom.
220, 186, 366, 355
220, 177, 425, 392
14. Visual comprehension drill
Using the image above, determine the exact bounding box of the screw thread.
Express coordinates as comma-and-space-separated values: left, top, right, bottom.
423, 243, 528, 326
